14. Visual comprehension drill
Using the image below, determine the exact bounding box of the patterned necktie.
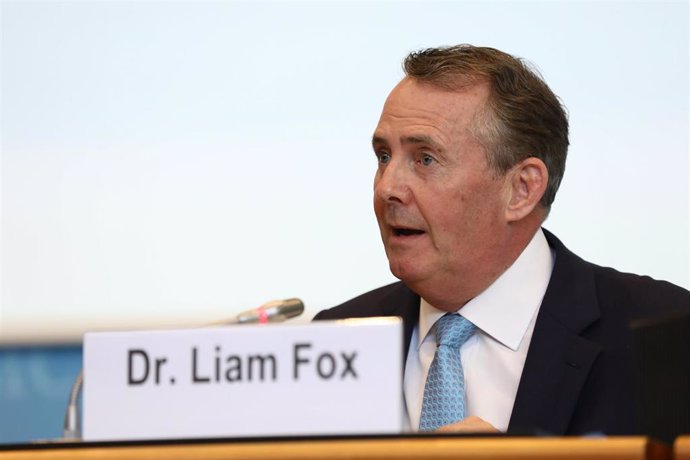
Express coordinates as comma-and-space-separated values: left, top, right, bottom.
419, 314, 477, 431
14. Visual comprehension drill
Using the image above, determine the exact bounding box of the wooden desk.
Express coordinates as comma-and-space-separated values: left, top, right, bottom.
0, 436, 671, 460
676, 436, 690, 460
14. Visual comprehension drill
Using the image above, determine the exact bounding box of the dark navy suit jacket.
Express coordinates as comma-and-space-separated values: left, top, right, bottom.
314, 229, 690, 435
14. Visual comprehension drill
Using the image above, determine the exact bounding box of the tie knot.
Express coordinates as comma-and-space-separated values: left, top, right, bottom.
435, 314, 476, 348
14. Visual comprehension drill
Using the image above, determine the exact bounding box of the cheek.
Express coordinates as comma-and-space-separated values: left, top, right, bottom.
431, 188, 471, 228
431, 187, 501, 240
435, 208, 473, 240
373, 200, 388, 239
373, 195, 384, 219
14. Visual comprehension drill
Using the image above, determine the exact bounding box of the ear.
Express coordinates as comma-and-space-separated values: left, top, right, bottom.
504, 157, 548, 223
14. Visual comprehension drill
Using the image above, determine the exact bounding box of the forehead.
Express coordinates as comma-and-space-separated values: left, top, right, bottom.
374, 78, 490, 143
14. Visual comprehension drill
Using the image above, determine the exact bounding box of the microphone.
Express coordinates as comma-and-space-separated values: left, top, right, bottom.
210, 298, 304, 325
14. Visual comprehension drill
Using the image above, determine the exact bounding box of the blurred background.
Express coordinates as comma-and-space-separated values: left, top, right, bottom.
1, 0, 688, 443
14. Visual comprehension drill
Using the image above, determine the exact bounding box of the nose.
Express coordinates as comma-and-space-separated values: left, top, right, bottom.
374, 159, 411, 205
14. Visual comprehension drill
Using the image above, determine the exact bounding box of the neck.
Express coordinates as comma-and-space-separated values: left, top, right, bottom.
416, 223, 542, 312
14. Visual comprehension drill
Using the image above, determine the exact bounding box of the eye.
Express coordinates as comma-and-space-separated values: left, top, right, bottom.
376, 151, 391, 165
420, 153, 436, 166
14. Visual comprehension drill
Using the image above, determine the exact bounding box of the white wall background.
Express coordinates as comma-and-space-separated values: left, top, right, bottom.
1, 1, 688, 343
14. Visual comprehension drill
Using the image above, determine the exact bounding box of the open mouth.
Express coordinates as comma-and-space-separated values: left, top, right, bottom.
393, 227, 425, 237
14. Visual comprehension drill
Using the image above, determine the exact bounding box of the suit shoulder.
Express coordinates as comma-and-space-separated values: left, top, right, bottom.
592, 264, 690, 317
313, 282, 409, 321
544, 228, 690, 318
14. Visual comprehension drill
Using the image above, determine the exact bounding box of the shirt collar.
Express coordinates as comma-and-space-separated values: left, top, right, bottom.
418, 228, 554, 351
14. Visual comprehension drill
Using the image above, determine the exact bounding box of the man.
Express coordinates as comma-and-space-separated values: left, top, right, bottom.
314, 45, 690, 435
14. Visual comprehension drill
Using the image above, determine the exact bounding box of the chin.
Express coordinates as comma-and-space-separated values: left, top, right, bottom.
389, 260, 422, 286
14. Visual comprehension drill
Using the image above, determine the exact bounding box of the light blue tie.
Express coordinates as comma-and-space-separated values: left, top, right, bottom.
419, 314, 476, 431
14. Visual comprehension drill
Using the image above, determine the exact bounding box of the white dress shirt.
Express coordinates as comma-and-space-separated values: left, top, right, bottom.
403, 229, 555, 432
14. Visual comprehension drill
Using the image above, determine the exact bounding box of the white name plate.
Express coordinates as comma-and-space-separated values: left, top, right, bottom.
83, 317, 403, 441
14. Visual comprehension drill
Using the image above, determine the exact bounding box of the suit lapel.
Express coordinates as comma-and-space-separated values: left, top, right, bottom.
509, 230, 602, 434
378, 283, 420, 364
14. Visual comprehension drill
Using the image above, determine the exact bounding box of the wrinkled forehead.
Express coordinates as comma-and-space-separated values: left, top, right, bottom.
385, 76, 490, 105
373, 77, 493, 154
380, 77, 491, 126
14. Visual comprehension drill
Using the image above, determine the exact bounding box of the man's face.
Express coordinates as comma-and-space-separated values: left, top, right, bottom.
372, 78, 511, 308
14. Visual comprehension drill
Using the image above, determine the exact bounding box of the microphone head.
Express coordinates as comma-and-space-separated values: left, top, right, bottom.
279, 298, 304, 319
262, 298, 304, 320
208, 298, 305, 326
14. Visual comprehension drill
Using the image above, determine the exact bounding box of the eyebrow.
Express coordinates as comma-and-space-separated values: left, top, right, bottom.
371, 134, 443, 151
371, 135, 387, 147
